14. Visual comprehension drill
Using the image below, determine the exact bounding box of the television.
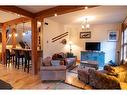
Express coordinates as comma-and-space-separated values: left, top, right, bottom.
85, 42, 101, 51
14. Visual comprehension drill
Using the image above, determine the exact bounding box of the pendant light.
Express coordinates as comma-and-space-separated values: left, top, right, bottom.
8, 25, 12, 37
82, 18, 90, 31
22, 22, 25, 36
15, 24, 18, 37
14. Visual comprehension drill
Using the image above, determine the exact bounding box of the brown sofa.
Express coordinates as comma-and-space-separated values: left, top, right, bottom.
78, 63, 127, 89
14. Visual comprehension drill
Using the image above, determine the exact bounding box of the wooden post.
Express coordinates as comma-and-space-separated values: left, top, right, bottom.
31, 18, 38, 75
2, 24, 6, 65
12, 28, 16, 48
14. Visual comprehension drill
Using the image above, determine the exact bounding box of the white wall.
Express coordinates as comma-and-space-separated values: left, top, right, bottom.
64, 24, 121, 64
42, 18, 121, 64
43, 18, 68, 58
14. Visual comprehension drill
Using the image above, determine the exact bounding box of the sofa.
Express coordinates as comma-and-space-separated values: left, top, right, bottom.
78, 63, 127, 89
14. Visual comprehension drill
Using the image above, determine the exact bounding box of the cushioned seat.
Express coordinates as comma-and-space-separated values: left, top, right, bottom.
40, 65, 66, 71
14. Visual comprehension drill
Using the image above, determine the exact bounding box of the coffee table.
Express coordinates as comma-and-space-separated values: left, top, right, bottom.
80, 60, 98, 70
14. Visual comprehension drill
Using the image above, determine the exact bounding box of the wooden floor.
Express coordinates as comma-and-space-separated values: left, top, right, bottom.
0, 63, 92, 89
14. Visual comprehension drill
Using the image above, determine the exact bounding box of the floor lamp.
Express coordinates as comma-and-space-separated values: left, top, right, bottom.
69, 41, 72, 53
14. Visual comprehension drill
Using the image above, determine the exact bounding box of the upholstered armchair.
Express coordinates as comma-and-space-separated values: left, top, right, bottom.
40, 57, 66, 81
40, 65, 66, 81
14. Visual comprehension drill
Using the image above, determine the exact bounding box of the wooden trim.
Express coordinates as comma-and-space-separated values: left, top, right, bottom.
31, 18, 38, 75
2, 24, 6, 65
4, 17, 30, 26
0, 6, 34, 18
36, 6, 97, 20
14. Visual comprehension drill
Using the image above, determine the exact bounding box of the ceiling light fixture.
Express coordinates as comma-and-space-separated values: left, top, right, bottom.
81, 18, 90, 31
85, 6, 88, 10
15, 24, 18, 37
8, 34, 12, 37
15, 33, 18, 37
54, 13, 57, 17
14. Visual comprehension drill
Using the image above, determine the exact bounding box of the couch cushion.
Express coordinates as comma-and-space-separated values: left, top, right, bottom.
42, 57, 52, 66
40, 65, 66, 71
104, 65, 115, 72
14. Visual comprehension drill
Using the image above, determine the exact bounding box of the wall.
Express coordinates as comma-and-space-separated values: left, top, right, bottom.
64, 24, 121, 64
42, 18, 121, 64
43, 18, 68, 58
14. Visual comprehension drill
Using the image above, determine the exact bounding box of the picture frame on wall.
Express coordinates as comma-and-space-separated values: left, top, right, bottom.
108, 31, 117, 41
80, 32, 91, 39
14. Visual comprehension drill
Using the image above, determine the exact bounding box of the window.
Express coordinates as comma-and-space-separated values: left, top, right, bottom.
121, 28, 127, 60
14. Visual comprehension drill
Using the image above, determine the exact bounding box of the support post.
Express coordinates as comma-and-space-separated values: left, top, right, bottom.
12, 28, 16, 48
2, 24, 6, 65
31, 18, 38, 75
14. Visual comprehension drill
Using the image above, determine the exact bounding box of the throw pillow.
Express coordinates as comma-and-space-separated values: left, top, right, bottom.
104, 65, 115, 73
42, 57, 52, 66
60, 60, 65, 65
51, 60, 60, 66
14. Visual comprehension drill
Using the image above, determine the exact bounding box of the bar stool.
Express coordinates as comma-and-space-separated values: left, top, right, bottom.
14, 50, 24, 69
24, 50, 31, 73
6, 49, 15, 66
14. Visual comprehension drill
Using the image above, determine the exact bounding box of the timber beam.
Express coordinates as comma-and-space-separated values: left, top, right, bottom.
35, 6, 97, 20
4, 17, 30, 26
0, 6, 35, 18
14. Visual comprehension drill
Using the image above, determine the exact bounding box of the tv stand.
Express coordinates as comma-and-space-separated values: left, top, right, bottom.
81, 51, 105, 67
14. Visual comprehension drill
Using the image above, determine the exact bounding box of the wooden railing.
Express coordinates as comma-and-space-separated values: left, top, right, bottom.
52, 32, 68, 42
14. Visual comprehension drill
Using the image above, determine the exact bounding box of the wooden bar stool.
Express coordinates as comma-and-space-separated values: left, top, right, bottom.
14, 50, 24, 69
6, 49, 15, 66
24, 50, 31, 73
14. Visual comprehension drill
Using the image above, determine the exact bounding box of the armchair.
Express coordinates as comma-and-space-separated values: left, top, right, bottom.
40, 65, 66, 81
40, 57, 66, 81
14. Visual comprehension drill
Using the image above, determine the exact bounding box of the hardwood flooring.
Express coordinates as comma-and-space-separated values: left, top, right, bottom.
0, 63, 92, 89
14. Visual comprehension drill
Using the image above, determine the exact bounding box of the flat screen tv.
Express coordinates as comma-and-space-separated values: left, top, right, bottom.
85, 42, 101, 51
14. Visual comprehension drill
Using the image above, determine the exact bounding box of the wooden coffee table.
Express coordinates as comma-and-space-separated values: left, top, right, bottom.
80, 60, 98, 70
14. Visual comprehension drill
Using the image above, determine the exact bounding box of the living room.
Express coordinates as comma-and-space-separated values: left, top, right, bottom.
43, 6, 123, 67
0, 5, 127, 90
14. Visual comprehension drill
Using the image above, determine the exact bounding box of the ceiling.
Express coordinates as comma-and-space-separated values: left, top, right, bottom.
18, 6, 55, 13
0, 6, 55, 23
48, 6, 127, 25
0, 6, 127, 26
0, 10, 23, 23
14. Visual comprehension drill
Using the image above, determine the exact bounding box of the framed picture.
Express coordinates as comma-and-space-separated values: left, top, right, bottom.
108, 31, 117, 41
80, 32, 91, 39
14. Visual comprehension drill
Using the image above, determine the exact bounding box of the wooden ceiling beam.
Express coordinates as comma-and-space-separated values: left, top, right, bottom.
0, 6, 35, 18
4, 17, 30, 26
35, 6, 98, 20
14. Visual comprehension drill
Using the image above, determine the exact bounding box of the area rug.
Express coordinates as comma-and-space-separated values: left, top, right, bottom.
65, 66, 93, 90
68, 65, 79, 74
64, 73, 92, 90
0, 79, 13, 89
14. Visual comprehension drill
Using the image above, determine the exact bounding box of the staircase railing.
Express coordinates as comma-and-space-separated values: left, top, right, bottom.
19, 41, 30, 49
